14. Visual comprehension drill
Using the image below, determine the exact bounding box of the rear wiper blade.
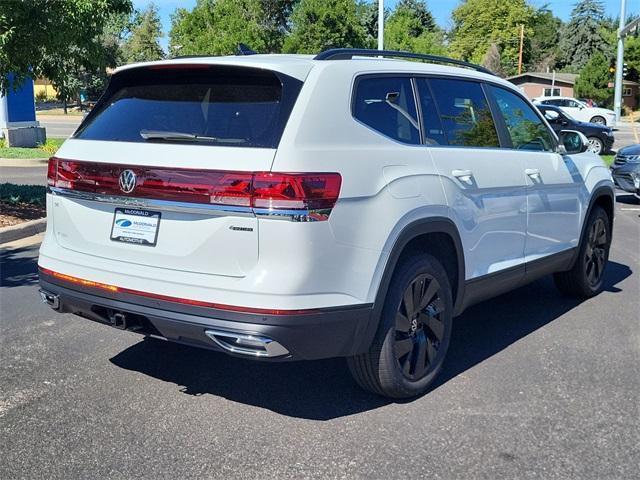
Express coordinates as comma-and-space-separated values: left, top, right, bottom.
140, 130, 246, 144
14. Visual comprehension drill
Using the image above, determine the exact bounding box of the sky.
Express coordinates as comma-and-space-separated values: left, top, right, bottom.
132, 0, 631, 52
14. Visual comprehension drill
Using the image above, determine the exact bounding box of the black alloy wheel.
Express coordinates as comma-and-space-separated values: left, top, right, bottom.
554, 205, 610, 298
584, 216, 608, 287
348, 253, 453, 398
394, 274, 445, 381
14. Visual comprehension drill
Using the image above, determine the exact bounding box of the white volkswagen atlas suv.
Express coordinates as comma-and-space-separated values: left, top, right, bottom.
38, 49, 615, 398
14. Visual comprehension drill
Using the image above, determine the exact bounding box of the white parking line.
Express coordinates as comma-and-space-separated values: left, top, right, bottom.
620, 208, 640, 211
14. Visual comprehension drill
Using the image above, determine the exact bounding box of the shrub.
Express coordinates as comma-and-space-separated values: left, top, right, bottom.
39, 139, 60, 156
35, 90, 49, 103
0, 184, 46, 206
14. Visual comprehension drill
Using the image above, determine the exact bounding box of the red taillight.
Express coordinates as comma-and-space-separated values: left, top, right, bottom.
48, 159, 341, 218
252, 173, 342, 210
47, 157, 58, 186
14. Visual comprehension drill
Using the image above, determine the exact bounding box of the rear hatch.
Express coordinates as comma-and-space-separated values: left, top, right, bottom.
49, 63, 303, 277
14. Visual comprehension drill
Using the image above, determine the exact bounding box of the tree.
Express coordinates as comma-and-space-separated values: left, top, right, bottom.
122, 3, 164, 63
385, 0, 445, 54
560, 0, 607, 71
0, 0, 132, 94
482, 43, 503, 75
600, 14, 640, 82
449, 0, 536, 76
357, 0, 383, 49
169, 0, 296, 55
574, 52, 611, 104
394, 0, 436, 32
529, 7, 562, 71
283, 0, 368, 53
261, 0, 299, 52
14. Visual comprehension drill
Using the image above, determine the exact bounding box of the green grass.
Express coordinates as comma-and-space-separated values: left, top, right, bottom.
0, 138, 64, 159
601, 154, 614, 166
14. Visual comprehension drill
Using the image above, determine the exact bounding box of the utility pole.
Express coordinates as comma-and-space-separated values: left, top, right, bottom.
518, 24, 524, 75
377, 0, 384, 51
613, 0, 627, 125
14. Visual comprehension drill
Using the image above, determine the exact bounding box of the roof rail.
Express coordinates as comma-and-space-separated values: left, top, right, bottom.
313, 48, 494, 76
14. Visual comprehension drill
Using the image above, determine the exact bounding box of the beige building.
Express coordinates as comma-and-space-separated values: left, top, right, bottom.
507, 72, 577, 99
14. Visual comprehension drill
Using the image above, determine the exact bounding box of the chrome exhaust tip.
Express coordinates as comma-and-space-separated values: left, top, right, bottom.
205, 329, 289, 358
39, 289, 60, 310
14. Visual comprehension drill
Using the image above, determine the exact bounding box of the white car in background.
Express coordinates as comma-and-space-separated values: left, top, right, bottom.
533, 96, 616, 126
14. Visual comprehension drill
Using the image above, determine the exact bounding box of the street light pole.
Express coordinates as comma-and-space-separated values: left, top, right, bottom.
378, 0, 384, 51
613, 0, 627, 125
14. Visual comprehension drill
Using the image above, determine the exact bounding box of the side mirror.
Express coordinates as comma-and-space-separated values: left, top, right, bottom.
557, 130, 589, 155
544, 110, 560, 121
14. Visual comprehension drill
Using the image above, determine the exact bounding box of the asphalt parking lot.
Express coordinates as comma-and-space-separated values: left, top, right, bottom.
1, 195, 638, 479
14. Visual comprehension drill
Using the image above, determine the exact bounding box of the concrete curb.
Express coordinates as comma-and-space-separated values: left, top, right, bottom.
0, 158, 49, 167
0, 218, 46, 245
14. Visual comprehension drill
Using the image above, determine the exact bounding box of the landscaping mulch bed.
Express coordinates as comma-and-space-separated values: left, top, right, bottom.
0, 201, 46, 228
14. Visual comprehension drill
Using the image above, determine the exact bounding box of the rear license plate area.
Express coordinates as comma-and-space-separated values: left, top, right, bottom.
110, 208, 161, 247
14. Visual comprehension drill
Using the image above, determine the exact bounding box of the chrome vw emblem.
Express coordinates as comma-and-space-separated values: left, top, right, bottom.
118, 169, 137, 194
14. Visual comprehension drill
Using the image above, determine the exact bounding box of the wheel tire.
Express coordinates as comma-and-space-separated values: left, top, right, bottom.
590, 115, 606, 125
554, 206, 611, 298
586, 136, 603, 155
348, 253, 453, 398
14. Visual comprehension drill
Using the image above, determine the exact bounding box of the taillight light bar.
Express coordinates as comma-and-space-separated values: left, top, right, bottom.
38, 267, 319, 315
47, 158, 341, 219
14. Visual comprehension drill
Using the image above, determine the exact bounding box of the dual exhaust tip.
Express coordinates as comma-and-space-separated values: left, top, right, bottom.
205, 329, 289, 358
39, 289, 288, 359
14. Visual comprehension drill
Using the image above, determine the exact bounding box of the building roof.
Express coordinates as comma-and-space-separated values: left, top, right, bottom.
507, 72, 578, 84
508, 72, 639, 87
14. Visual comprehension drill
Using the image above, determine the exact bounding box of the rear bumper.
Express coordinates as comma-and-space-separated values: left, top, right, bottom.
39, 272, 373, 361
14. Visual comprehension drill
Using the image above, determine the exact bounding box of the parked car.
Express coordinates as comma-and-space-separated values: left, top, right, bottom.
536, 104, 614, 154
38, 49, 615, 399
577, 98, 599, 108
610, 144, 640, 199
533, 96, 616, 126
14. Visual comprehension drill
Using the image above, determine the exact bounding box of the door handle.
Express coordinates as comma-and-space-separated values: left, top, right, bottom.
452, 169, 474, 185
525, 168, 541, 181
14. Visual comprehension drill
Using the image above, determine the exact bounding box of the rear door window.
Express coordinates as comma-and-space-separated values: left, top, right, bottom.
75, 65, 301, 148
353, 77, 420, 145
428, 78, 500, 148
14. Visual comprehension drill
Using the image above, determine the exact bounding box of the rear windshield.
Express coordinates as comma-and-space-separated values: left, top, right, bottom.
75, 65, 302, 148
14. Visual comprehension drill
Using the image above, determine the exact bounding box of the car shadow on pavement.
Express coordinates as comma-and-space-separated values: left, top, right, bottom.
110, 261, 632, 421
0, 245, 40, 288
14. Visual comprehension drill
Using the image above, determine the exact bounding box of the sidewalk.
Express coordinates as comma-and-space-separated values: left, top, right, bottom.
0, 158, 48, 167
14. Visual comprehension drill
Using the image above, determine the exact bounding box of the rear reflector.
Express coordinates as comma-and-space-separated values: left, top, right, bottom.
47, 158, 341, 218
38, 267, 319, 315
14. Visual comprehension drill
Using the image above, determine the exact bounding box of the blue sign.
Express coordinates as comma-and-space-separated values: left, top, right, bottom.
1, 73, 36, 128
